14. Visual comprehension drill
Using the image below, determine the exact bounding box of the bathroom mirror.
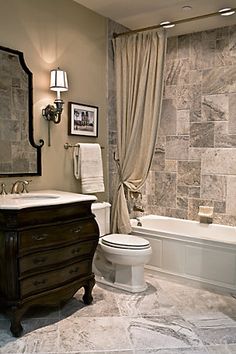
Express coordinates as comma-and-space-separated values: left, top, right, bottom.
0, 45, 44, 176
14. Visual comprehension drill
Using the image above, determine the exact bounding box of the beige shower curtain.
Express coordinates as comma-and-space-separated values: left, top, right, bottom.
111, 30, 167, 234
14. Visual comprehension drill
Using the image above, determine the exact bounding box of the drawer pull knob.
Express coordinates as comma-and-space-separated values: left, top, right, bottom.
69, 267, 79, 274
33, 279, 47, 286
71, 228, 81, 234
72, 248, 80, 254
32, 234, 48, 241
33, 257, 47, 264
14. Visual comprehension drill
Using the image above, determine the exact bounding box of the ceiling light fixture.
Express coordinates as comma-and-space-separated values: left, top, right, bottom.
114, 7, 236, 39
160, 21, 176, 28
219, 7, 236, 16
182, 5, 192, 11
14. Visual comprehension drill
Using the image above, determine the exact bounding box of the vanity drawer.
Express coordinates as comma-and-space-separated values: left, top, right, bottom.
19, 219, 98, 254
19, 240, 98, 275
20, 259, 92, 298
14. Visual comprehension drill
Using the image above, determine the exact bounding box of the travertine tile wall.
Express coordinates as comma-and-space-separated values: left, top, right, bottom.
108, 23, 236, 226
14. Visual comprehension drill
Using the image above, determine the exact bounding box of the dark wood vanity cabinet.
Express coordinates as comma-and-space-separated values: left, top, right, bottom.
0, 201, 99, 337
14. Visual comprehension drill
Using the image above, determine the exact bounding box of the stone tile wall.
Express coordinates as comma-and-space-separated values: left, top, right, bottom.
108, 22, 236, 226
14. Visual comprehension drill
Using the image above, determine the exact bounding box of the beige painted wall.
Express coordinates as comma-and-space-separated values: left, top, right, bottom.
0, 0, 108, 200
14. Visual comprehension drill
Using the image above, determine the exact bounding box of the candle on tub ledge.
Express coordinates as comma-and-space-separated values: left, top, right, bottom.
198, 206, 214, 217
198, 206, 214, 224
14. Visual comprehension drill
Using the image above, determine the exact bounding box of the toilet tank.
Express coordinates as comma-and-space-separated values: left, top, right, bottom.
92, 202, 111, 236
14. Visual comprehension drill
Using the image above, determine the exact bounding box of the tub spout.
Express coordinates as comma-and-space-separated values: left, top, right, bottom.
134, 217, 142, 227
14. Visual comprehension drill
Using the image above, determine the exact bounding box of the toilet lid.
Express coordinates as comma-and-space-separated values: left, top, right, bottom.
101, 233, 150, 250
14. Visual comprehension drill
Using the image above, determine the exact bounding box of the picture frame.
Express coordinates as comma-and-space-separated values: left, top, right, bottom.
68, 102, 98, 137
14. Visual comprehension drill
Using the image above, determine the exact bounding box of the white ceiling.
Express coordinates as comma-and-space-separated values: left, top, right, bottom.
73, 0, 236, 36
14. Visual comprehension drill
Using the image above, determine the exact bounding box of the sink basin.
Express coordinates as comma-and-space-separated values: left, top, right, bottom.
0, 190, 97, 210
12, 193, 60, 200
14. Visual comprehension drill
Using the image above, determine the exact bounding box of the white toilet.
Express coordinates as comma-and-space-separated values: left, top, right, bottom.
92, 202, 152, 292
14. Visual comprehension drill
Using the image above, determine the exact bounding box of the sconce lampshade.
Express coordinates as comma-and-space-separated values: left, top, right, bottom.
42, 66, 69, 146
50, 68, 68, 92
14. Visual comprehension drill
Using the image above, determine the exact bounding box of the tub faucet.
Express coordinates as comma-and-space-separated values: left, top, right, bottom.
134, 217, 142, 227
133, 204, 144, 212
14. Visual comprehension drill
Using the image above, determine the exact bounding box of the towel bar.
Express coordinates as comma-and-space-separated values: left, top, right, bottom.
64, 142, 104, 150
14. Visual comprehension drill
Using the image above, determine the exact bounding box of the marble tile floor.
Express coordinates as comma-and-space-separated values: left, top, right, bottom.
0, 272, 236, 354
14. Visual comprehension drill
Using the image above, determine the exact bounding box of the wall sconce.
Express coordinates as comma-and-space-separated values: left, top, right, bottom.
42, 68, 68, 146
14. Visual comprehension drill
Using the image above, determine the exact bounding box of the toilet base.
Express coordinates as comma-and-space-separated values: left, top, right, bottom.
95, 264, 148, 293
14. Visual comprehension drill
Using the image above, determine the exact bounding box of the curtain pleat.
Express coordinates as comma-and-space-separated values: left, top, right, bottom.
111, 30, 167, 234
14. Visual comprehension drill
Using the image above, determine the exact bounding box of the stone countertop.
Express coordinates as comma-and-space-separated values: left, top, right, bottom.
0, 190, 97, 210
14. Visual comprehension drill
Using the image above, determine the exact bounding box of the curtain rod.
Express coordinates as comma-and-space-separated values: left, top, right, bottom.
113, 8, 236, 38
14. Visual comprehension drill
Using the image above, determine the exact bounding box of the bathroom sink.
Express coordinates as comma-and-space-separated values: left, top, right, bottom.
12, 193, 60, 200
0, 190, 97, 210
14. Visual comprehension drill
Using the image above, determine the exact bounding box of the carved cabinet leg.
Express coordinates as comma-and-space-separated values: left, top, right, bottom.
83, 277, 95, 305
9, 306, 24, 337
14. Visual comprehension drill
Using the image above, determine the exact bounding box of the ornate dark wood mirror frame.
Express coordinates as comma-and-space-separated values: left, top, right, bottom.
0, 45, 44, 177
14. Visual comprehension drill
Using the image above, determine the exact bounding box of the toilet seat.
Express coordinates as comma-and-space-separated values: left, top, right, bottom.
101, 233, 150, 250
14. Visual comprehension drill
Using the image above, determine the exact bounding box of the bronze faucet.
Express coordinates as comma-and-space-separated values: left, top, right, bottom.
11, 180, 31, 194
134, 216, 142, 226
0, 183, 8, 195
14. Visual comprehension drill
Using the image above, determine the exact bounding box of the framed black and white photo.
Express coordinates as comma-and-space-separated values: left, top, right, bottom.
68, 102, 98, 137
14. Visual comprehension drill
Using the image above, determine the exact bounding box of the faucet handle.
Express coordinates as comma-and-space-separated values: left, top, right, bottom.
0, 183, 8, 195
22, 180, 32, 193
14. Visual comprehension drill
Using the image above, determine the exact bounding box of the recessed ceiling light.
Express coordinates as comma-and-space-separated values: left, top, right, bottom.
182, 5, 192, 11
219, 7, 235, 16
160, 21, 176, 28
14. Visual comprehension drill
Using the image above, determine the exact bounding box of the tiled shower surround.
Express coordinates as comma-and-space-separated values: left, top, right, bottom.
108, 23, 236, 226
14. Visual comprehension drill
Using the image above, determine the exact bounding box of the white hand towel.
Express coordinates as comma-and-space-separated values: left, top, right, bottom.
73, 143, 105, 193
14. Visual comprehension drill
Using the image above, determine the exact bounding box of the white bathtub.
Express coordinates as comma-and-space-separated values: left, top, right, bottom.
131, 215, 236, 293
